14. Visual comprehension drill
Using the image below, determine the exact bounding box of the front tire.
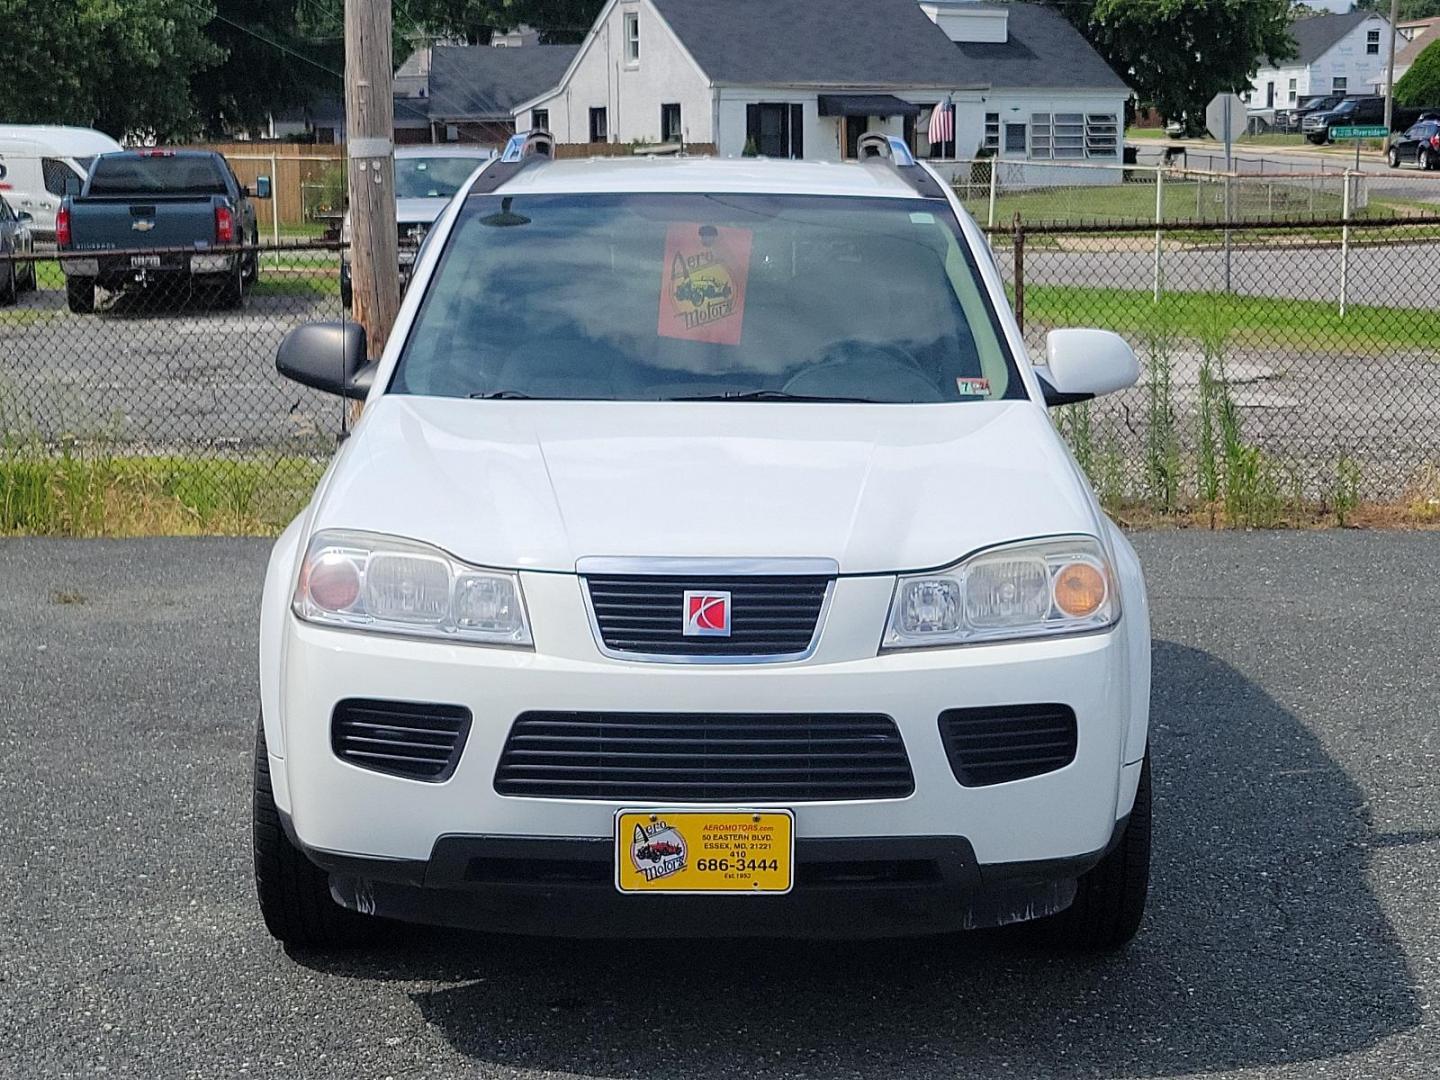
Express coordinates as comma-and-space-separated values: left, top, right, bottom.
1388, 147, 1401, 169
252, 721, 382, 948
1043, 751, 1152, 951
1421, 149, 1435, 172
66, 277, 95, 314
0, 259, 15, 306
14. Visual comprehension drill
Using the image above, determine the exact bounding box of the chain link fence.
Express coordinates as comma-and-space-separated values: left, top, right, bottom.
2, 212, 1438, 533
0, 243, 347, 533
987, 215, 1440, 521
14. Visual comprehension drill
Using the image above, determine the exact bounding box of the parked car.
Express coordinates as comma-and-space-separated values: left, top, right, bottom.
1303, 96, 1386, 143
0, 125, 122, 240
339, 145, 494, 307
1388, 117, 1440, 170
256, 133, 1153, 951
1276, 94, 1343, 134
56, 149, 269, 313
0, 194, 37, 304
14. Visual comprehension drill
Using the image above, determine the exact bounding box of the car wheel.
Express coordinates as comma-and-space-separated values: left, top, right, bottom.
1422, 149, 1435, 172
0, 259, 15, 306
245, 231, 261, 285
253, 720, 384, 948
19, 257, 36, 293
1388, 147, 1401, 169
215, 266, 245, 310
1040, 750, 1152, 952
65, 277, 96, 314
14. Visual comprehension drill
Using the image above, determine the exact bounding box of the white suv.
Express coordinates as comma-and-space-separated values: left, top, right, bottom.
257, 135, 1151, 950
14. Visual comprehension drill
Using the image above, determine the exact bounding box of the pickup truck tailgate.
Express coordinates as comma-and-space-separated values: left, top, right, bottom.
67, 196, 220, 250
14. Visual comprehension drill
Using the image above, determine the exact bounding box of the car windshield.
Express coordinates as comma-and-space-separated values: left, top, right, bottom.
395, 157, 485, 199
87, 155, 227, 195
393, 192, 1022, 404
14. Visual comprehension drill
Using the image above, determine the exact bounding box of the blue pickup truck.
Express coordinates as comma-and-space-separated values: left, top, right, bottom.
56, 149, 269, 313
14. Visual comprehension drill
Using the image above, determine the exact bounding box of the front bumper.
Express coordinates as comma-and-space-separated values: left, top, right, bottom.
277, 570, 1140, 903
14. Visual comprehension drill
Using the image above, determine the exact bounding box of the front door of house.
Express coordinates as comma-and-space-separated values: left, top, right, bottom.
844, 115, 869, 160
1266, 82, 1275, 108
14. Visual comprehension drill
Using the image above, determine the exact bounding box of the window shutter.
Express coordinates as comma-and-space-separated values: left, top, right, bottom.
790, 104, 804, 159
746, 104, 760, 149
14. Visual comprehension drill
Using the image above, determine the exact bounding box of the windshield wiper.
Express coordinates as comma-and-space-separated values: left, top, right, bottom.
672, 390, 879, 404
469, 390, 543, 400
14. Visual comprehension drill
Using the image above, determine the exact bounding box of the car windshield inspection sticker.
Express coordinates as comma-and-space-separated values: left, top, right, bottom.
658, 223, 753, 346
956, 377, 991, 398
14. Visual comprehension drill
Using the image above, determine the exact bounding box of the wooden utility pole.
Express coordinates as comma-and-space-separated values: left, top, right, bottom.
1383, 0, 1401, 148
345, 0, 400, 361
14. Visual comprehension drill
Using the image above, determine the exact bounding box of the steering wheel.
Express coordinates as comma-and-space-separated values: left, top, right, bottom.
781, 341, 940, 402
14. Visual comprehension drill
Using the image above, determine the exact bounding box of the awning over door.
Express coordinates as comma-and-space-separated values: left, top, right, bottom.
817, 94, 921, 118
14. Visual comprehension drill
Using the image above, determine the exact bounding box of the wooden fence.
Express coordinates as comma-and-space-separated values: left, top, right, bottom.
187, 143, 345, 234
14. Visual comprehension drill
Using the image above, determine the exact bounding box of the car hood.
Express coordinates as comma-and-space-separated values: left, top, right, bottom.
311, 396, 1101, 574
396, 197, 450, 225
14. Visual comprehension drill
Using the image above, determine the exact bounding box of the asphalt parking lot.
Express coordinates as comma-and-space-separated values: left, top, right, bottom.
1, 532, 1436, 1079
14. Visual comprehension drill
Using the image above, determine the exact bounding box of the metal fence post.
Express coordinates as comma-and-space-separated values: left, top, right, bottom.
1223, 173, 1233, 293
1340, 170, 1352, 318
1012, 213, 1025, 332
269, 152, 281, 266
1153, 166, 1164, 303
988, 158, 998, 229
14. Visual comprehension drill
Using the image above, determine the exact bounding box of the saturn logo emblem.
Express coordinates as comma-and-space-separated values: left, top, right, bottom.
682, 591, 731, 637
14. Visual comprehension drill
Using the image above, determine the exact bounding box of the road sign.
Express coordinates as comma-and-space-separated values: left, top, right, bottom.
1330, 125, 1389, 139
1205, 93, 1246, 145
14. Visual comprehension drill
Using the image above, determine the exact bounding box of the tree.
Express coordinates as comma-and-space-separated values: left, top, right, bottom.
0, 0, 223, 139
191, 0, 345, 137
1047, 0, 1296, 130
1355, 0, 1440, 20
402, 0, 602, 43
1395, 37, 1440, 105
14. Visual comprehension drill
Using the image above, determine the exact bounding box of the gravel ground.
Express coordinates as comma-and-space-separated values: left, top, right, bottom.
0, 532, 1436, 1079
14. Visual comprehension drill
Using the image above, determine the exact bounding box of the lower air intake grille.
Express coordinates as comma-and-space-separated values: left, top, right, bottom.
331, 699, 472, 782
938, 704, 1078, 787
495, 711, 914, 801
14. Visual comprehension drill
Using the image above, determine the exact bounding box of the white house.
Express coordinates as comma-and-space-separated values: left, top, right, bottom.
1249, 11, 1399, 109
512, 0, 1130, 182
1367, 16, 1440, 91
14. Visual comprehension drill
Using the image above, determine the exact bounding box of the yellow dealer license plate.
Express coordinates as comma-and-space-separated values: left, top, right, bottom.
615, 809, 794, 894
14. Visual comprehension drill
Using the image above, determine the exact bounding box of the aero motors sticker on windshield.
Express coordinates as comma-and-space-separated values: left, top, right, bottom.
658, 223, 753, 346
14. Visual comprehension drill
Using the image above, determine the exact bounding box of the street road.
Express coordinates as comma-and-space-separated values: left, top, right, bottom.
1, 533, 1436, 1079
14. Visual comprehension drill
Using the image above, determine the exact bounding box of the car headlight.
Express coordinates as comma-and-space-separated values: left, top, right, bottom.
883, 536, 1118, 648
293, 530, 531, 647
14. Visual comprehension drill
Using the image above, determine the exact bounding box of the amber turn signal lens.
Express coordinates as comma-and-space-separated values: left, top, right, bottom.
1052, 562, 1106, 618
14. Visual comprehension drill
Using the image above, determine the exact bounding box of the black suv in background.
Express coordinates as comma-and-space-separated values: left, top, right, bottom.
1303, 96, 1436, 144
1275, 94, 1342, 134
1388, 117, 1440, 170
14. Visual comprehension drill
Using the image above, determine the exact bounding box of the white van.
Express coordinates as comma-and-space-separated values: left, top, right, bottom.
0, 126, 123, 239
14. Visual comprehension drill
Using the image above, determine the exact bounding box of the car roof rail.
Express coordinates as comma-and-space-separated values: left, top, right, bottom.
469, 129, 555, 195
856, 133, 948, 200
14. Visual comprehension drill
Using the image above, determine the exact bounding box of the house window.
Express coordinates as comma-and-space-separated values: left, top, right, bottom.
983, 112, 999, 151
1333, 76, 1348, 94
1030, 114, 1051, 158
1086, 113, 1118, 157
589, 107, 608, 143
1029, 113, 1084, 158
532, 108, 549, 132
1003, 122, 1027, 156
624, 11, 640, 65
1367, 29, 1381, 55
1288, 77, 1298, 103
745, 103, 804, 158
661, 102, 682, 143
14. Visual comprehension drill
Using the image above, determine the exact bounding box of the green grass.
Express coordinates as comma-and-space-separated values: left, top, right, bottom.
1236, 133, 1307, 146
1027, 286, 1436, 353
1124, 128, 1171, 141
0, 448, 324, 535
253, 273, 341, 298
957, 178, 1369, 226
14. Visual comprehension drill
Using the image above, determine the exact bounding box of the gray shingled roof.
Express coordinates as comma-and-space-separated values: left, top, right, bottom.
427, 44, 579, 121
649, 0, 1125, 92
1286, 12, 1373, 66
649, 0, 982, 87
950, 3, 1128, 90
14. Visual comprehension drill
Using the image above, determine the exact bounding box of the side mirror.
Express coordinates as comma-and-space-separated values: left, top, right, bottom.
253, 175, 272, 199
276, 321, 376, 400
1036, 329, 1139, 407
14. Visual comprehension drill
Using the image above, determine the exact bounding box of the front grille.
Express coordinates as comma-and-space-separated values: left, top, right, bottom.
494, 711, 914, 801
398, 221, 428, 247
331, 698, 472, 782
584, 575, 830, 658
938, 704, 1078, 787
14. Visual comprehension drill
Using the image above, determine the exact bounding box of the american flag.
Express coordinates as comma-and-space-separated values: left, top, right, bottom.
927, 96, 954, 151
